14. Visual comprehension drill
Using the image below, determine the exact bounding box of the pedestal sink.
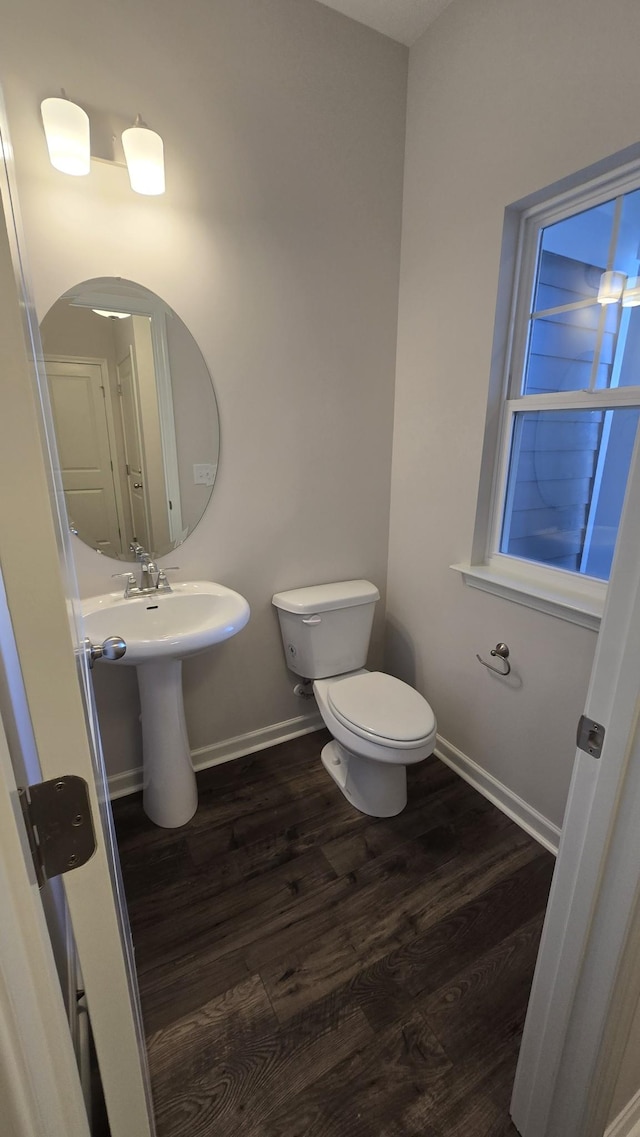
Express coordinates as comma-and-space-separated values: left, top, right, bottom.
82, 581, 250, 828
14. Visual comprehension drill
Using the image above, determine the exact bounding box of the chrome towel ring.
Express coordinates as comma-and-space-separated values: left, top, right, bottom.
476, 642, 511, 676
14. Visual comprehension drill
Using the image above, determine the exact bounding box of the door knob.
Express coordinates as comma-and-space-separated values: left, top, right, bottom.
85, 636, 127, 669
133, 482, 143, 489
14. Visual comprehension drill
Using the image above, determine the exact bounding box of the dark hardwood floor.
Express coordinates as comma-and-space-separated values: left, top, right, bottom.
112, 729, 554, 1137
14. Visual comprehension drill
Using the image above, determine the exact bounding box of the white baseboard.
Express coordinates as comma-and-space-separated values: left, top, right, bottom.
107, 716, 561, 858
434, 735, 561, 856
107, 711, 324, 800
108, 768, 145, 800
606, 1089, 640, 1137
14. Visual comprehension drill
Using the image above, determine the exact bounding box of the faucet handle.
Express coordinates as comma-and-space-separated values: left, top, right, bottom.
112, 571, 139, 596
155, 566, 179, 591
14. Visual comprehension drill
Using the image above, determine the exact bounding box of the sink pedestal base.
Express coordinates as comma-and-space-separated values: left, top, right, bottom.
137, 659, 197, 828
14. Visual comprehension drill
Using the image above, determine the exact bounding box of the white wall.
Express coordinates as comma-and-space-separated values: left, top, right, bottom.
388, 0, 640, 829
0, 0, 407, 777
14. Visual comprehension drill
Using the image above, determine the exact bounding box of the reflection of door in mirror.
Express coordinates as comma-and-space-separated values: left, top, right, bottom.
116, 344, 150, 551
109, 311, 181, 554
45, 357, 125, 557
44, 306, 174, 557
112, 314, 172, 553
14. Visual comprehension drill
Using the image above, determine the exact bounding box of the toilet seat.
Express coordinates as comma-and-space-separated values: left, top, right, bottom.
327, 671, 435, 749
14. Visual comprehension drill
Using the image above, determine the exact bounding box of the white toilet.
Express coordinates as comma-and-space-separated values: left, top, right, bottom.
272, 580, 437, 817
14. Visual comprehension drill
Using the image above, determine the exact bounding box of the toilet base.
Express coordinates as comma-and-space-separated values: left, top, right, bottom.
321, 740, 407, 817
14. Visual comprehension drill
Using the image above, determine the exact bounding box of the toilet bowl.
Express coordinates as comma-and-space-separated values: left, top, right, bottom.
314, 669, 436, 817
272, 580, 437, 818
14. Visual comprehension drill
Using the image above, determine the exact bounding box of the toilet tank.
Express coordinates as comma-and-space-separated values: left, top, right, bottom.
272, 580, 380, 679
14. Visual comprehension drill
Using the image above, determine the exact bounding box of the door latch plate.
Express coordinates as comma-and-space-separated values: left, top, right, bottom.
577, 715, 605, 759
19, 776, 97, 888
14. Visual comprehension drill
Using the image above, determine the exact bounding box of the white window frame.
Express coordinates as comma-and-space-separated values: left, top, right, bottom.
453, 155, 640, 630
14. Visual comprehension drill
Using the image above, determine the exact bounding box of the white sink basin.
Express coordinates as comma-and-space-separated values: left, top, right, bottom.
81, 580, 250, 664
82, 580, 250, 829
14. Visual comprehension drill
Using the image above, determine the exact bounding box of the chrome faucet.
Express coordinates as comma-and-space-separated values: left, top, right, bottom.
129, 542, 156, 591
111, 544, 180, 597
141, 556, 157, 591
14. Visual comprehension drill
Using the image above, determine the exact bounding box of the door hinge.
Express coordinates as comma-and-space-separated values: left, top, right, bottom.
18, 776, 97, 888
577, 715, 605, 759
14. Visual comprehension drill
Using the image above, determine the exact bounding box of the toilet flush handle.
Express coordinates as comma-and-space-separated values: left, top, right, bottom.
302, 615, 322, 625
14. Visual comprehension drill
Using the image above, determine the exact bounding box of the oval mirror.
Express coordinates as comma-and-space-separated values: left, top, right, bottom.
40, 278, 220, 561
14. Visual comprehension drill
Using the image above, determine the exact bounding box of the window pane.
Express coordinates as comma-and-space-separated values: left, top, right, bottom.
524, 306, 615, 394
500, 406, 640, 580
612, 186, 640, 277
525, 188, 640, 396
532, 199, 616, 314
532, 251, 602, 314
615, 306, 640, 389
538, 201, 618, 295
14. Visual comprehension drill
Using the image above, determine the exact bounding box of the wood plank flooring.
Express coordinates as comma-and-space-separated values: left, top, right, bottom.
112, 729, 554, 1137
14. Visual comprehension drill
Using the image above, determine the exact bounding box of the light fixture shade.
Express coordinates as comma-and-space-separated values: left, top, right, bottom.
92, 309, 132, 319
597, 270, 627, 305
41, 97, 90, 176
122, 124, 165, 195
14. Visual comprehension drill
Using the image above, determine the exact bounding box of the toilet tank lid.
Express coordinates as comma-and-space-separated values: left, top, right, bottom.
272, 580, 380, 614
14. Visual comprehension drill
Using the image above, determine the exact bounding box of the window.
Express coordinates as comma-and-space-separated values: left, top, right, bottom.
457, 162, 640, 628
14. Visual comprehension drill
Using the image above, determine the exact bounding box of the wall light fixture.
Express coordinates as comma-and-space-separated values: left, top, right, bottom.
40, 94, 90, 176
597, 270, 627, 305
40, 93, 165, 196
122, 115, 165, 196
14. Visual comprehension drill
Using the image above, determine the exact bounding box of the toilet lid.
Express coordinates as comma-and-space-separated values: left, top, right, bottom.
327, 672, 435, 743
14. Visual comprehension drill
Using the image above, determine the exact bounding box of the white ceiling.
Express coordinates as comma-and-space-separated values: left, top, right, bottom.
314, 0, 454, 46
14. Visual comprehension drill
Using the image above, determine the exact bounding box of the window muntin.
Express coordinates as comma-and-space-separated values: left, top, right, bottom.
493, 181, 640, 585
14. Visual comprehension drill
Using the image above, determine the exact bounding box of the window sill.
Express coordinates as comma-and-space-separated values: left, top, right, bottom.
450, 562, 603, 631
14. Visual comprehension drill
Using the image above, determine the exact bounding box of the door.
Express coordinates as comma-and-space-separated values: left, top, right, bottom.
0, 108, 154, 1136
118, 345, 151, 548
0, 692, 91, 1137
511, 409, 640, 1129
45, 356, 123, 556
